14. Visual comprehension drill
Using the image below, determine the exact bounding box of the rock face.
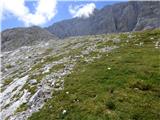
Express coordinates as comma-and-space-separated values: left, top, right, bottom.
46, 1, 160, 38
1, 26, 58, 51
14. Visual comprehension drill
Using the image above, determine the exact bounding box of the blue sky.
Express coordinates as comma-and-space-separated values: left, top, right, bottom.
1, 1, 125, 31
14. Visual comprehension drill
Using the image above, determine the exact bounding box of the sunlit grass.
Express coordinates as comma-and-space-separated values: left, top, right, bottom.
29, 29, 160, 120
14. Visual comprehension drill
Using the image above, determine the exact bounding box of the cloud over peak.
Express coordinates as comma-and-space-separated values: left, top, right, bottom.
2, 0, 57, 26
69, 3, 96, 18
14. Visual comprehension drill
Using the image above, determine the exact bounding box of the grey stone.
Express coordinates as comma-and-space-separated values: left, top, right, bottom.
29, 79, 37, 85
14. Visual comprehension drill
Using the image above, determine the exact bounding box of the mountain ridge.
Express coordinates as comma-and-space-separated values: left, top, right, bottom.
1, 1, 160, 52
1, 26, 58, 51
46, 1, 160, 38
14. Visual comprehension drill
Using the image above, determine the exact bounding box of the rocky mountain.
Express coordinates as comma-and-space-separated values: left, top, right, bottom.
1, 1, 160, 120
1, 1, 160, 52
47, 1, 160, 38
1, 26, 58, 51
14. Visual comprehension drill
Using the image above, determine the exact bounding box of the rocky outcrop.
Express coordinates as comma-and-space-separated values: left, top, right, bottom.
46, 1, 160, 38
1, 26, 58, 51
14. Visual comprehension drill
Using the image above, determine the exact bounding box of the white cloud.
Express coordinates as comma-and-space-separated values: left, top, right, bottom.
1, 0, 57, 26
69, 3, 96, 18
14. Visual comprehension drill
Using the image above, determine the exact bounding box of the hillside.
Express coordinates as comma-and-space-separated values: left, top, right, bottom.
1, 29, 160, 120
47, 1, 160, 38
1, 26, 58, 51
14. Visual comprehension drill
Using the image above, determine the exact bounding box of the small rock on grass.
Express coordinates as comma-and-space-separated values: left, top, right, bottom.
29, 79, 37, 85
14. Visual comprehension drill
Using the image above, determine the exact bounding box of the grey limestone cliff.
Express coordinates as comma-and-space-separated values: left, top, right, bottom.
46, 1, 160, 38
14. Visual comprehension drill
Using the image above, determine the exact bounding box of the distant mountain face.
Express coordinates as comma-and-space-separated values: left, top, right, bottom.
46, 1, 160, 38
1, 26, 58, 51
1, 1, 160, 51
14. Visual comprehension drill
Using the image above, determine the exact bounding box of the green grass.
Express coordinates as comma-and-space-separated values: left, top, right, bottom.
29, 30, 160, 120
16, 103, 28, 112
3, 78, 13, 86
30, 55, 63, 72
50, 64, 65, 73
22, 84, 37, 95
5, 64, 13, 69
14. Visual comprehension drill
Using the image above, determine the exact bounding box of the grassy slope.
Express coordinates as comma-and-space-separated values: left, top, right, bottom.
29, 30, 160, 120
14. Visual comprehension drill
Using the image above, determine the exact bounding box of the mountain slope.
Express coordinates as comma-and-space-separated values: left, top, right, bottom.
47, 1, 160, 38
29, 29, 160, 120
1, 26, 58, 51
1, 29, 160, 120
